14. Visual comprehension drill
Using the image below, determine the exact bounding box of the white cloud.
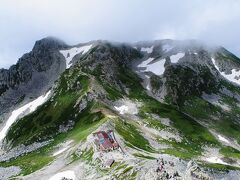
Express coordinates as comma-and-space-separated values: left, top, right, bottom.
0, 0, 240, 68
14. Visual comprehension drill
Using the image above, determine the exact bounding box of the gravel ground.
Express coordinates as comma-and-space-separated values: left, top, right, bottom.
0, 140, 51, 162
0, 166, 21, 180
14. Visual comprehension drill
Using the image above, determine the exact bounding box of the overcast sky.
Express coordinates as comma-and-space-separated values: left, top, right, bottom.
0, 0, 240, 68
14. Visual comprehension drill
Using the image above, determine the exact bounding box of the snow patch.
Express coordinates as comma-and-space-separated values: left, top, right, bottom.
206, 157, 229, 165
146, 85, 151, 91
60, 44, 92, 69
138, 57, 154, 68
53, 147, 68, 157
211, 58, 240, 85
138, 58, 166, 75
49, 170, 76, 180
52, 140, 73, 157
146, 83, 151, 91
114, 99, 138, 115
114, 105, 129, 115
217, 135, 230, 144
141, 46, 153, 54
0, 91, 51, 142
170, 52, 185, 63
143, 75, 151, 91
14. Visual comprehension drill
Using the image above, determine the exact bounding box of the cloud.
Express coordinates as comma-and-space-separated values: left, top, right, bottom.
0, 0, 240, 68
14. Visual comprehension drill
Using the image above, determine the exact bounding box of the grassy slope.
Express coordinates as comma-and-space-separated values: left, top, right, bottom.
1, 67, 107, 175
118, 67, 239, 164
0, 99, 106, 175
115, 118, 153, 152
6, 69, 90, 146
182, 95, 240, 141
116, 67, 220, 159
2, 54, 240, 176
0, 110, 106, 175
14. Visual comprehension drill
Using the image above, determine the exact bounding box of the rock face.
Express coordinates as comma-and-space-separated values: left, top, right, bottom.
1, 38, 239, 118
77, 41, 142, 92
0, 37, 67, 116
132, 40, 240, 105
163, 62, 219, 105
2, 38, 240, 179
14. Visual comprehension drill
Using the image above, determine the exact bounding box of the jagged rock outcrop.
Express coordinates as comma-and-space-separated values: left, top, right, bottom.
77, 41, 142, 91
1, 38, 240, 179
133, 40, 238, 106
0, 37, 67, 116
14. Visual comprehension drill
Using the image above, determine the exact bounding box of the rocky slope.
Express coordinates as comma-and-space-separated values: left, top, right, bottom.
0, 37, 67, 119
0, 38, 240, 179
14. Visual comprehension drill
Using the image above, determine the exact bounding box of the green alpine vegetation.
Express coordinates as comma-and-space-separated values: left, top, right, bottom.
1, 38, 240, 179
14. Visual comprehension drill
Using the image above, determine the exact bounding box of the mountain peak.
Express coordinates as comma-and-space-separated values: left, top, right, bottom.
1, 37, 240, 179
32, 36, 67, 52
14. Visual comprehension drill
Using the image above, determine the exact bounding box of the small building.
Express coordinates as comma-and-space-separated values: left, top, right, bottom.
93, 130, 119, 152
104, 159, 115, 168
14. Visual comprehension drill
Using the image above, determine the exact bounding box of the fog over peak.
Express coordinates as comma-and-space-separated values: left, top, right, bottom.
0, 0, 240, 68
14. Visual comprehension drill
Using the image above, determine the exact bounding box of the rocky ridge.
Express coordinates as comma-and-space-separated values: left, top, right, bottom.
1, 38, 240, 179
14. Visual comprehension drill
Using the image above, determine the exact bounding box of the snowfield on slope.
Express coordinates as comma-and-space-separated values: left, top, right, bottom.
137, 53, 185, 76
211, 57, 240, 85
60, 44, 92, 69
217, 135, 230, 144
170, 53, 185, 63
0, 91, 51, 142
138, 57, 166, 75
206, 157, 229, 165
114, 99, 139, 115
